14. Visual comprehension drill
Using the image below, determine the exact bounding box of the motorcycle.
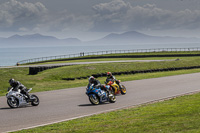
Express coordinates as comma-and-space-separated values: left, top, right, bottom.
86, 84, 116, 105
6, 87, 39, 108
105, 80, 126, 95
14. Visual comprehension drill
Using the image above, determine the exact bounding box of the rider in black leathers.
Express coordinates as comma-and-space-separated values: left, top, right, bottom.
87, 76, 108, 93
9, 78, 30, 100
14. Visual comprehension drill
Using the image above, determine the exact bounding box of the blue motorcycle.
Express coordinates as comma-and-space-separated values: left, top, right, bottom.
86, 84, 116, 105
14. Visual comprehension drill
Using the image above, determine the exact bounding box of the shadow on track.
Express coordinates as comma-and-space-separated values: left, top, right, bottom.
78, 102, 110, 107
0, 105, 35, 110
78, 104, 94, 107
0, 107, 15, 110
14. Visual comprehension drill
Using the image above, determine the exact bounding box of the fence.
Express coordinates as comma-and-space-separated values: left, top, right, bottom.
17, 47, 200, 65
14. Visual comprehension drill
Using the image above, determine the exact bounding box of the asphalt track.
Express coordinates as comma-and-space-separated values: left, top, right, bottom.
1, 72, 200, 132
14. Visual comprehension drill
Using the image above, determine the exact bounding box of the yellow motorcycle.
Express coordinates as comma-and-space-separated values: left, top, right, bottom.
106, 80, 126, 95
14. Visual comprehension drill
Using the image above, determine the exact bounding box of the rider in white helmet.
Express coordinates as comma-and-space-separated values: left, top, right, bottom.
88, 76, 108, 92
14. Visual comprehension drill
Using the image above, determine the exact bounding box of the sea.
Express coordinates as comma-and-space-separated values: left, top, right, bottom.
1, 43, 200, 66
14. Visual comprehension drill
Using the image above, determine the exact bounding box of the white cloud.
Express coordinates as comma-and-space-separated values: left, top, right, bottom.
91, 0, 131, 31
33, 10, 93, 33
124, 4, 173, 30
1, 0, 200, 36
0, 0, 47, 31
93, 0, 131, 15
0, 0, 93, 33
91, 0, 200, 32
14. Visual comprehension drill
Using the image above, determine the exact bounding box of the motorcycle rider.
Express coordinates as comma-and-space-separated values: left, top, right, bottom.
106, 72, 122, 89
9, 78, 30, 101
88, 76, 109, 93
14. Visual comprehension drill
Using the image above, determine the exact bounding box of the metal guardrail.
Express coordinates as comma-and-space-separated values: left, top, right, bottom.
17, 47, 200, 65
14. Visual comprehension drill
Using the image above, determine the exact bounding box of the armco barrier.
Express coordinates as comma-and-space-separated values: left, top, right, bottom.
29, 63, 200, 77
61, 65, 200, 80
29, 65, 66, 75
17, 47, 200, 65
29, 58, 200, 75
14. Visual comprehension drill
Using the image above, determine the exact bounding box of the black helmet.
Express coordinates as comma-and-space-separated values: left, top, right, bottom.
9, 78, 15, 86
88, 76, 95, 83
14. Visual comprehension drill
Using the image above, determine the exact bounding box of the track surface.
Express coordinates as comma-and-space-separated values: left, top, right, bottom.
1, 72, 200, 132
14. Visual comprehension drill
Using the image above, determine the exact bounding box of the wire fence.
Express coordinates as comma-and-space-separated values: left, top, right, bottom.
17, 47, 200, 65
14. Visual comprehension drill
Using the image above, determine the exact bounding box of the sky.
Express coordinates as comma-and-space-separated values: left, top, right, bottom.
0, 0, 200, 41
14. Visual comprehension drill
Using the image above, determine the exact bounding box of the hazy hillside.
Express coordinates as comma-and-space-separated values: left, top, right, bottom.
1, 31, 200, 48
88, 31, 200, 45
0, 34, 82, 47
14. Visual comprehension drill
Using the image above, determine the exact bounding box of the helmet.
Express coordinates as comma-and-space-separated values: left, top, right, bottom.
88, 76, 95, 83
9, 78, 15, 86
107, 72, 112, 77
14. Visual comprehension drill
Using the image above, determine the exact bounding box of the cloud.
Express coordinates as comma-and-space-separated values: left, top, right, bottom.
91, 0, 131, 32
40, 10, 93, 33
91, 0, 200, 32
0, 0, 47, 31
1, 0, 200, 35
93, 0, 131, 15
0, 0, 92, 33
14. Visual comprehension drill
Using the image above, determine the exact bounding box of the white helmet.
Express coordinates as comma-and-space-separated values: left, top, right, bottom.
88, 76, 95, 83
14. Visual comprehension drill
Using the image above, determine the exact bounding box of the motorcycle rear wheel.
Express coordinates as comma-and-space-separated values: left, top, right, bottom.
89, 94, 99, 105
120, 85, 126, 95
7, 97, 19, 108
31, 94, 39, 106
111, 86, 116, 95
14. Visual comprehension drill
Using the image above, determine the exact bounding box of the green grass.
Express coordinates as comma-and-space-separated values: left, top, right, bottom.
1, 56, 200, 96
21, 57, 172, 65
15, 91, 200, 133
3, 52, 200, 132
21, 51, 200, 65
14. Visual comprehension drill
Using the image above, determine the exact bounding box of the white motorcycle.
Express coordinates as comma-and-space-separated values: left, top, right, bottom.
6, 87, 39, 108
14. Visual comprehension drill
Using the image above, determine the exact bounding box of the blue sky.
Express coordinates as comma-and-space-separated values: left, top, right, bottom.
0, 0, 200, 40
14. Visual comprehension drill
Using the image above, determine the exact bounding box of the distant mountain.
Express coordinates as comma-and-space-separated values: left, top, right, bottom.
102, 31, 150, 40
9, 33, 57, 40
89, 31, 200, 45
0, 33, 82, 47
61, 38, 82, 44
1, 31, 200, 48
6, 34, 59, 43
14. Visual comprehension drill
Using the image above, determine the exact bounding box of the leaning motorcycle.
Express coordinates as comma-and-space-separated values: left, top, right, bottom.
86, 84, 116, 105
6, 87, 39, 108
106, 80, 126, 95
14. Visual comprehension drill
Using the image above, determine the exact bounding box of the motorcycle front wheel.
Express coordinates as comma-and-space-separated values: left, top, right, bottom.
89, 94, 99, 105
7, 97, 19, 108
120, 85, 127, 95
108, 92, 116, 103
30, 94, 40, 106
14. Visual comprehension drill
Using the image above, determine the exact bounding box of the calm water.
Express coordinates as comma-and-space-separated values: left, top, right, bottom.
1, 43, 200, 66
